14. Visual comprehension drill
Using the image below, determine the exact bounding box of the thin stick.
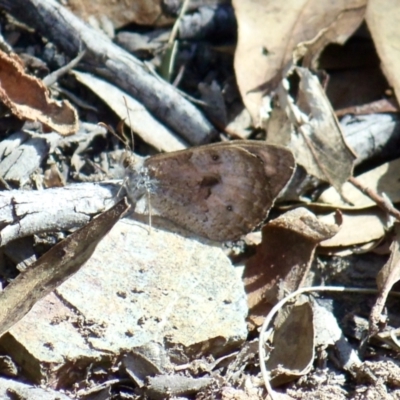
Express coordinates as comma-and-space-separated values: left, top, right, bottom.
349, 176, 400, 221
123, 96, 135, 149
43, 49, 86, 87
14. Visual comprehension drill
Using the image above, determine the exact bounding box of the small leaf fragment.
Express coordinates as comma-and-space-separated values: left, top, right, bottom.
0, 50, 78, 136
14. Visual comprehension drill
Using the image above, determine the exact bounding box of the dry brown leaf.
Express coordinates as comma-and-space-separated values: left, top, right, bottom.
317, 158, 400, 209
0, 199, 129, 338
277, 67, 357, 194
267, 300, 314, 386
366, 0, 400, 109
319, 209, 387, 248
43, 163, 66, 188
0, 50, 78, 136
370, 223, 400, 337
244, 207, 340, 327
232, 0, 366, 124
66, 0, 173, 30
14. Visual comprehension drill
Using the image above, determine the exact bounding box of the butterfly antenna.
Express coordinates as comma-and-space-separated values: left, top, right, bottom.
123, 96, 135, 150
99, 122, 129, 148
147, 190, 152, 235
122, 96, 153, 234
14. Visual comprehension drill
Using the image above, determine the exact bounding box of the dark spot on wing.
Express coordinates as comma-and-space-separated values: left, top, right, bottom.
255, 154, 265, 164
199, 175, 220, 200
200, 175, 220, 187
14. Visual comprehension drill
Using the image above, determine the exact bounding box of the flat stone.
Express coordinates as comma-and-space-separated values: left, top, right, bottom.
0, 219, 248, 384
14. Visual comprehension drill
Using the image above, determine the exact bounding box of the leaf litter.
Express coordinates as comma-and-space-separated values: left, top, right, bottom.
0, 0, 399, 399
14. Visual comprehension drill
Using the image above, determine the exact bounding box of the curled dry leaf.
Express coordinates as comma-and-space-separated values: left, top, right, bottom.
370, 223, 400, 337
0, 198, 129, 338
0, 50, 78, 136
319, 209, 386, 249
244, 207, 340, 327
277, 67, 357, 194
267, 300, 314, 386
232, 0, 366, 124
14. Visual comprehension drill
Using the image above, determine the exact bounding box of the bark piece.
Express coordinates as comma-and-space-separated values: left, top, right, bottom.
0, 376, 72, 400
0, 50, 78, 136
0, 131, 50, 187
0, 182, 119, 246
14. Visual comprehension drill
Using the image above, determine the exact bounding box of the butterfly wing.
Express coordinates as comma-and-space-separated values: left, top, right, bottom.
143, 141, 295, 241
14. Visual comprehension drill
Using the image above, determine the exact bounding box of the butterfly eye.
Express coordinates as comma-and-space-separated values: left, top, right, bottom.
226, 205, 233, 212
211, 154, 219, 161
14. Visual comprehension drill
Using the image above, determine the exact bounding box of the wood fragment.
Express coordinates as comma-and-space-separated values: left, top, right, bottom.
0, 182, 120, 246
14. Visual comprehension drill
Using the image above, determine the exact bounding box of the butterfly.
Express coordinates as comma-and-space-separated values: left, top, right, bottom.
123, 140, 295, 241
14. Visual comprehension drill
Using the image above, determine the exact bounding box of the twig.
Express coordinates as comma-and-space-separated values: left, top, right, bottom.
43, 49, 86, 86
349, 176, 400, 221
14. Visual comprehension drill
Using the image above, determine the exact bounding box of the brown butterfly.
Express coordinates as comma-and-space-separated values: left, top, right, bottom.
123, 140, 295, 241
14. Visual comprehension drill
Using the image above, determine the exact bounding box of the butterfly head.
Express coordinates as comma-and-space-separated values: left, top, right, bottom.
122, 151, 156, 205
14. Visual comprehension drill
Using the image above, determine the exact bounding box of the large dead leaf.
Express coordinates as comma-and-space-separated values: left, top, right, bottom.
0, 50, 78, 136
232, 0, 366, 124
244, 207, 340, 327
276, 67, 357, 194
366, 0, 400, 109
0, 199, 129, 337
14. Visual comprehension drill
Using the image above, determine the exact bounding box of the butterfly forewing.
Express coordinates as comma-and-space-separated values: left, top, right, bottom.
140, 141, 294, 241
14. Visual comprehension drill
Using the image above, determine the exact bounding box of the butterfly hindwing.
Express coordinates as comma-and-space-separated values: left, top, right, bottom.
141, 141, 294, 241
